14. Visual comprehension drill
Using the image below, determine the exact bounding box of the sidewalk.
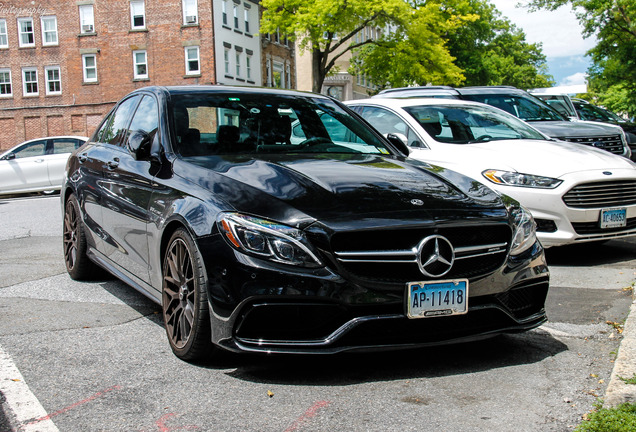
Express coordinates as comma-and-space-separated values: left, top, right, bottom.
604, 287, 636, 407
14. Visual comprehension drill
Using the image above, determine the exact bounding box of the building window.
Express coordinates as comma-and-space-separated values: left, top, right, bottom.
41, 16, 58, 46
233, 4, 239, 29
82, 54, 97, 82
246, 55, 252, 81
18, 18, 35, 47
224, 48, 230, 75
0, 20, 8, 48
266, 59, 271, 86
130, 1, 146, 29
79, 5, 95, 33
235, 51, 241, 77
0, 69, 12, 97
185, 46, 200, 75
222, 0, 228, 25
286, 64, 291, 89
244, 8, 250, 34
133, 50, 148, 79
272, 61, 284, 88
183, 0, 198, 25
22, 68, 38, 96
45, 66, 62, 95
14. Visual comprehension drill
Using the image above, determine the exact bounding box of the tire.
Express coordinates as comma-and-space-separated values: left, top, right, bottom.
63, 194, 98, 280
162, 228, 213, 361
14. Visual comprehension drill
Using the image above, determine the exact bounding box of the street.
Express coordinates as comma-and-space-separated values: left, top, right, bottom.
0, 194, 635, 432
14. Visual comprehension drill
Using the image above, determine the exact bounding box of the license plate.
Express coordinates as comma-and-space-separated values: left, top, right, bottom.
407, 279, 468, 319
600, 207, 627, 229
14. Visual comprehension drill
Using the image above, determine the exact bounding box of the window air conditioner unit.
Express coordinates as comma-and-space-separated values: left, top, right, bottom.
82, 24, 94, 32
185, 15, 197, 24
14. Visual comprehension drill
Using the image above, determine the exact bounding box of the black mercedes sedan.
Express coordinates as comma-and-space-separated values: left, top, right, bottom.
62, 85, 549, 361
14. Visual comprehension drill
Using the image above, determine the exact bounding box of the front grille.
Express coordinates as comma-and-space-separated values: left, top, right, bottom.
330, 224, 511, 284
572, 217, 636, 234
563, 180, 636, 208
557, 134, 624, 155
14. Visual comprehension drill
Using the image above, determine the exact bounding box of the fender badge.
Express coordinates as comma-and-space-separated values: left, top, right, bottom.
603, 171, 613, 176
411, 199, 424, 206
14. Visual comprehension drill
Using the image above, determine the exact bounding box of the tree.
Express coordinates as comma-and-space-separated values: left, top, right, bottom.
260, 0, 409, 93
527, 0, 636, 115
444, 0, 554, 88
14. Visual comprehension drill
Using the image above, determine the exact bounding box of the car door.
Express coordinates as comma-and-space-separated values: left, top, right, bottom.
46, 138, 85, 188
100, 94, 158, 287
0, 139, 50, 194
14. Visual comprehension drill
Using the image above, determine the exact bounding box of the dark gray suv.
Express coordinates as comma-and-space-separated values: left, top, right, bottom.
374, 86, 632, 159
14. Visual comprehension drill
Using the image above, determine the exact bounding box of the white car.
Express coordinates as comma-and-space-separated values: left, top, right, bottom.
0, 136, 88, 196
346, 98, 636, 248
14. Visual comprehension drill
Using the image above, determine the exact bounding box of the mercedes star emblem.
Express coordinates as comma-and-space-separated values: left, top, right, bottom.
416, 235, 455, 277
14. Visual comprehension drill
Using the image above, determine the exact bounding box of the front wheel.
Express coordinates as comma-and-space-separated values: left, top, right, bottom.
63, 194, 98, 280
162, 228, 213, 361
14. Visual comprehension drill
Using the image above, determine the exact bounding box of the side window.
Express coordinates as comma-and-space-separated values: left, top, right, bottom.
128, 95, 159, 137
319, 112, 348, 142
101, 96, 141, 146
13, 141, 46, 158
51, 138, 82, 154
359, 106, 423, 148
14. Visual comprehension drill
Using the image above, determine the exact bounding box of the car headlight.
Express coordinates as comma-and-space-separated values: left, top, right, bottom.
217, 213, 322, 268
482, 169, 562, 189
510, 206, 537, 256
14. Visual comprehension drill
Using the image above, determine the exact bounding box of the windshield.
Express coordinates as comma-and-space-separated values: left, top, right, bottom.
461, 94, 565, 122
403, 104, 547, 144
574, 102, 624, 122
169, 93, 391, 157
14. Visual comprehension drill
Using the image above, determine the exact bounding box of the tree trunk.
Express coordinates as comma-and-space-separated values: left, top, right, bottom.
311, 48, 326, 93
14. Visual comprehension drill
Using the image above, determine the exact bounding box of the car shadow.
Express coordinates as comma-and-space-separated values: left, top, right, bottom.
545, 238, 636, 267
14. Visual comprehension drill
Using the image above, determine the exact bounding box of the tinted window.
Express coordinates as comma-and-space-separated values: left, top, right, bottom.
169, 93, 391, 156
129, 95, 159, 135
462, 94, 564, 122
51, 138, 83, 154
13, 141, 46, 158
101, 95, 141, 146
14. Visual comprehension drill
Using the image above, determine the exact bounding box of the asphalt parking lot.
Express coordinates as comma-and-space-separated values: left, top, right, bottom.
0, 194, 635, 432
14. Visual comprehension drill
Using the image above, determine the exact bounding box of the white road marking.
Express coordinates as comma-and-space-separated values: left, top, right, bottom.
0, 344, 59, 432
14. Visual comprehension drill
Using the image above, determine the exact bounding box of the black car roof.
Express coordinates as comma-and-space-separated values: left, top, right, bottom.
131, 85, 327, 100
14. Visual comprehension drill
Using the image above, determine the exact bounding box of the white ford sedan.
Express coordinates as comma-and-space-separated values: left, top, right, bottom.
346, 98, 636, 248
0, 136, 88, 196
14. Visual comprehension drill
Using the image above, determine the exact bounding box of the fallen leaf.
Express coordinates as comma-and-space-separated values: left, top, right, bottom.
267, 390, 274, 398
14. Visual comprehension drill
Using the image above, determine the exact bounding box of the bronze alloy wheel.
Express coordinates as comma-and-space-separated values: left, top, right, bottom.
162, 228, 212, 360
63, 194, 95, 280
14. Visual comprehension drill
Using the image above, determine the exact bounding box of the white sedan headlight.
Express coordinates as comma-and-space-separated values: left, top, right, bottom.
482, 169, 562, 189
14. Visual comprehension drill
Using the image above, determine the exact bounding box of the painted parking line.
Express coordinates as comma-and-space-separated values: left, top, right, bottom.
283, 400, 331, 432
0, 344, 59, 432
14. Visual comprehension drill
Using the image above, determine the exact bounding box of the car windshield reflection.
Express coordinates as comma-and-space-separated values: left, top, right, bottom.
402, 104, 547, 144
170, 93, 391, 157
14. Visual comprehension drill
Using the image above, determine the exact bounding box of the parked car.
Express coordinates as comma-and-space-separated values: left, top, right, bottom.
529, 92, 636, 162
62, 85, 549, 361
374, 86, 632, 159
0, 136, 88, 196
346, 97, 636, 248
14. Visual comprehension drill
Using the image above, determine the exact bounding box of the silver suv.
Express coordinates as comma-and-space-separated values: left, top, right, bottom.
374, 86, 632, 159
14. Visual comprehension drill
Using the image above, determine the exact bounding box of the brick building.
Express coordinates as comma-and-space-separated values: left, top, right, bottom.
0, 0, 295, 151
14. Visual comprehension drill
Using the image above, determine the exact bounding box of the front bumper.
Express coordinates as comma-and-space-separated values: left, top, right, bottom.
200, 235, 549, 354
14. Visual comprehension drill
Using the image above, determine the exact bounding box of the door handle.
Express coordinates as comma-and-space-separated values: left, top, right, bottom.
107, 158, 120, 169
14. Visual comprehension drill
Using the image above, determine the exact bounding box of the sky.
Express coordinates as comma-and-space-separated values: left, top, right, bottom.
489, 0, 597, 88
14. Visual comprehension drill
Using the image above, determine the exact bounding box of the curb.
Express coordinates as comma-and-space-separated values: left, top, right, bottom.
603, 285, 636, 407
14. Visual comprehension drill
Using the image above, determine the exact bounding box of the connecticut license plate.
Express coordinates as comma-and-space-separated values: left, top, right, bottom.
407, 279, 468, 319
600, 207, 627, 229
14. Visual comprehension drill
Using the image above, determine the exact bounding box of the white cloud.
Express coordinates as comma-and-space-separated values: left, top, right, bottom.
490, 0, 597, 58
560, 72, 588, 86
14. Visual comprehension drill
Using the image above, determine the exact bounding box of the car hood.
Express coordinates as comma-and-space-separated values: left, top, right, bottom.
178, 154, 506, 227
418, 139, 635, 179
529, 120, 622, 138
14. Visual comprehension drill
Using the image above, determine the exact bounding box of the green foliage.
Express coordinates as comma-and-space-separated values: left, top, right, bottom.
574, 403, 636, 432
619, 374, 636, 385
444, 0, 554, 88
528, 0, 636, 116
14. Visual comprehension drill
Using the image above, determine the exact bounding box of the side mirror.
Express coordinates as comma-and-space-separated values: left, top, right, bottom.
127, 130, 152, 160
3, 152, 16, 161
386, 133, 410, 156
